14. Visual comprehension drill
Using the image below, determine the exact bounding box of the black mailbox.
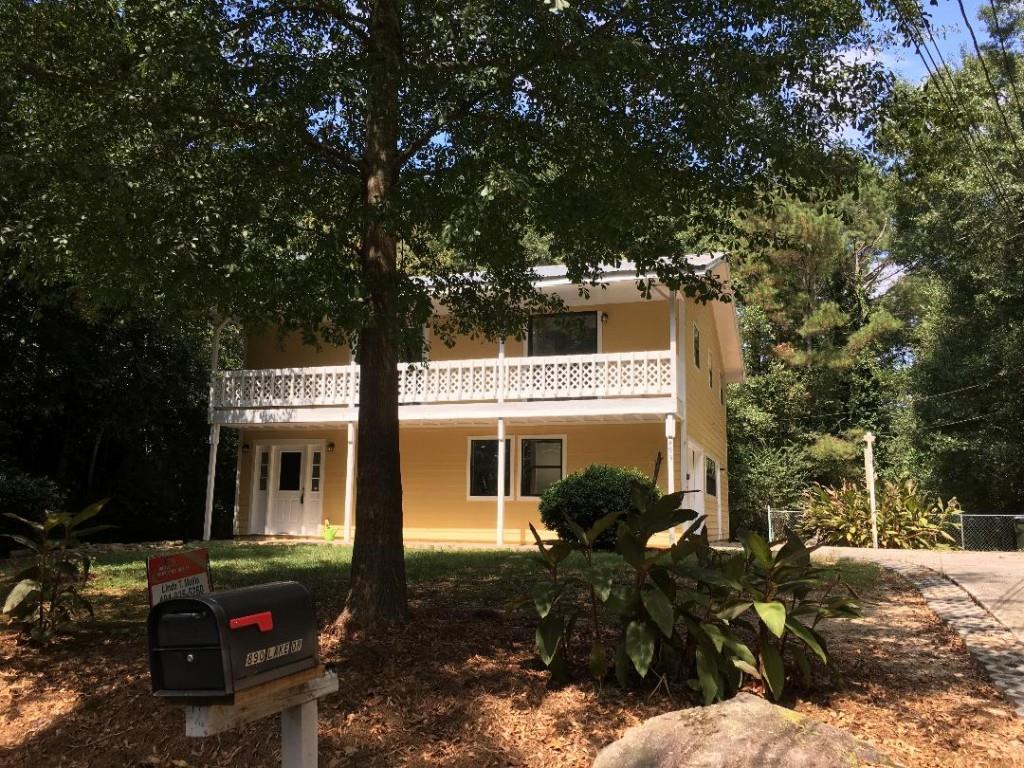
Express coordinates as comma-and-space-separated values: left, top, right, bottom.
147, 581, 318, 700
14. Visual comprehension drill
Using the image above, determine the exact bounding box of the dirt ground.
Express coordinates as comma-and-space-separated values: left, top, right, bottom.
1, 569, 1023, 767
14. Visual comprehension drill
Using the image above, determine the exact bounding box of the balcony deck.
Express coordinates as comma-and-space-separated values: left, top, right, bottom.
212, 350, 678, 426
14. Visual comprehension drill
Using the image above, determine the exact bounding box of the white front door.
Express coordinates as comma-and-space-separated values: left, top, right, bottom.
264, 443, 324, 536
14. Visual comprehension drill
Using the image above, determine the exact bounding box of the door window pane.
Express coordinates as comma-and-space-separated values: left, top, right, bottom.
469, 439, 511, 497
311, 450, 322, 492
521, 438, 564, 497
705, 457, 718, 497
528, 313, 598, 356
278, 451, 302, 491
258, 450, 269, 492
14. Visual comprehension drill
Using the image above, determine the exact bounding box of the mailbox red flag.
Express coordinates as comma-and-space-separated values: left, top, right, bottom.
147, 549, 213, 606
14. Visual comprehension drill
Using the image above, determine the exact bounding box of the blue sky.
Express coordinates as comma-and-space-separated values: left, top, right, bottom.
881, 0, 991, 81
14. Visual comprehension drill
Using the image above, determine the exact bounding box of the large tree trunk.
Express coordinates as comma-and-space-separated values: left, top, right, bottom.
338, 0, 408, 630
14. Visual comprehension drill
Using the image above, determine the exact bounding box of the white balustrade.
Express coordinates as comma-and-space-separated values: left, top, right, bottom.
213, 351, 673, 410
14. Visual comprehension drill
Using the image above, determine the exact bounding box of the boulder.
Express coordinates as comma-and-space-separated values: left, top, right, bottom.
592, 693, 896, 768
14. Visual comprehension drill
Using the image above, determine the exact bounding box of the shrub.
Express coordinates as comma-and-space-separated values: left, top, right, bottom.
511, 485, 861, 703
539, 465, 660, 549
2, 499, 111, 643
799, 479, 959, 549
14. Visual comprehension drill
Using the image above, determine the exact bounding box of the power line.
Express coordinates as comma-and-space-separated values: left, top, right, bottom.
955, 0, 1024, 163
986, 0, 1024, 130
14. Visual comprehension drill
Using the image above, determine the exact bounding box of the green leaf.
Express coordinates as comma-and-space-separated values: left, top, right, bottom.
625, 620, 655, 678
715, 600, 752, 622
3, 579, 40, 614
68, 498, 109, 529
761, 643, 785, 700
732, 658, 761, 678
503, 594, 530, 614
615, 523, 645, 569
531, 582, 562, 619
792, 645, 813, 686
589, 642, 608, 680
0, 533, 40, 553
786, 616, 828, 663
754, 601, 786, 638
564, 516, 588, 545
586, 509, 623, 545
695, 647, 720, 705
535, 612, 564, 667
1, 513, 44, 532
740, 529, 773, 569
642, 586, 675, 637
584, 568, 613, 602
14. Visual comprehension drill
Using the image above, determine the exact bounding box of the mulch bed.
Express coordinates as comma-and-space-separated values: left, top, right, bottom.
2, 569, 1023, 767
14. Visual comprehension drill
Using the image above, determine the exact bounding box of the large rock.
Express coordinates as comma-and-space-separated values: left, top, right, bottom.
592, 693, 896, 768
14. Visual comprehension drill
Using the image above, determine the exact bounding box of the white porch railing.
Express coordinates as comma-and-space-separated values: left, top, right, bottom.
213, 350, 674, 410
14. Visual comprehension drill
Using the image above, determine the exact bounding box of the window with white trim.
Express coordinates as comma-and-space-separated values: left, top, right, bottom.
709, 351, 714, 387
528, 312, 598, 356
705, 456, 718, 497
258, 450, 269, 491
693, 324, 701, 368
469, 439, 511, 497
520, 438, 564, 497
310, 450, 322, 492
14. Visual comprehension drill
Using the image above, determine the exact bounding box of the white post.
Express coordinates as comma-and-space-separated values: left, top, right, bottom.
203, 316, 227, 542
203, 423, 220, 541
665, 414, 676, 544
668, 294, 678, 404
863, 431, 878, 549
716, 466, 723, 542
496, 417, 506, 546
280, 700, 318, 768
343, 422, 356, 544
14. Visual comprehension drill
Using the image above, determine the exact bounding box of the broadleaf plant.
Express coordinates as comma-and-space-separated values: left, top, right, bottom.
511, 479, 861, 704
1, 499, 112, 644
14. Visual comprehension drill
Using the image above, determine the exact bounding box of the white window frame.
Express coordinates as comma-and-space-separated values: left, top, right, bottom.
516, 434, 568, 500
524, 311, 602, 357
466, 435, 515, 501
692, 322, 701, 369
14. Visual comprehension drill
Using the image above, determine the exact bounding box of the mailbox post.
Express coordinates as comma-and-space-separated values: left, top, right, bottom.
148, 581, 338, 768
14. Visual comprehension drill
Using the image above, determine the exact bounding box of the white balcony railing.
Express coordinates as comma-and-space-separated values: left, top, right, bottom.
213, 350, 674, 410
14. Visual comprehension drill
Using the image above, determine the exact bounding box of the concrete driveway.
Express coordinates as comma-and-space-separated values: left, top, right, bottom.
816, 546, 1024, 643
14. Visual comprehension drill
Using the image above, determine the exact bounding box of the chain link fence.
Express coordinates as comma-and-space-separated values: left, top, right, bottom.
766, 506, 1024, 552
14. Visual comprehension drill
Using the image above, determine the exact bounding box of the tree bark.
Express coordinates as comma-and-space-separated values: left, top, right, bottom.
338, 0, 408, 630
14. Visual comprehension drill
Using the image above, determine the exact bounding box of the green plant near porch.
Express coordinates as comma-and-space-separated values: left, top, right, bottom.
511, 486, 860, 703
1, 500, 111, 643
799, 480, 960, 549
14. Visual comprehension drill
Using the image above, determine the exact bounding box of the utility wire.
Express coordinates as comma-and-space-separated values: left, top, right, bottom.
893, 1, 1016, 212
986, 0, 1024, 130
956, 0, 1024, 161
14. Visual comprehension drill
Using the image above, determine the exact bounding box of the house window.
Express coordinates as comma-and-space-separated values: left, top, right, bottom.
528, 312, 598, 356
310, 450, 322, 492
469, 439, 511, 497
693, 324, 701, 368
258, 450, 269, 491
720, 384, 724, 405
520, 438, 564, 497
709, 352, 714, 387
705, 457, 718, 497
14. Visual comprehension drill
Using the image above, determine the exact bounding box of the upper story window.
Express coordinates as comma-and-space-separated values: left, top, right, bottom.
693, 324, 701, 368
709, 352, 713, 388
705, 456, 718, 497
528, 312, 598, 357
469, 438, 511, 498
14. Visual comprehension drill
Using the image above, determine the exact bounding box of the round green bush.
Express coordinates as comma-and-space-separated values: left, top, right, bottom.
539, 464, 661, 549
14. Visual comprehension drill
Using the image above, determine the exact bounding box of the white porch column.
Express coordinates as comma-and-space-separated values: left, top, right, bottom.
343, 421, 357, 543
496, 417, 507, 546
665, 414, 676, 544
668, 292, 679, 404
203, 423, 220, 541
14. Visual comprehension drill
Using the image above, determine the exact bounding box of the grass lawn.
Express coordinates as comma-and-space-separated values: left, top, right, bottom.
1, 542, 1021, 767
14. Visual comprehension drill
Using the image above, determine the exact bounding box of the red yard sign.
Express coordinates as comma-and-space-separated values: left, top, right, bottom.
147, 549, 213, 606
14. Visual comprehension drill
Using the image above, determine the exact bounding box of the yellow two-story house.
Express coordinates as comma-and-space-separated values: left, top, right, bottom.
205, 255, 743, 546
